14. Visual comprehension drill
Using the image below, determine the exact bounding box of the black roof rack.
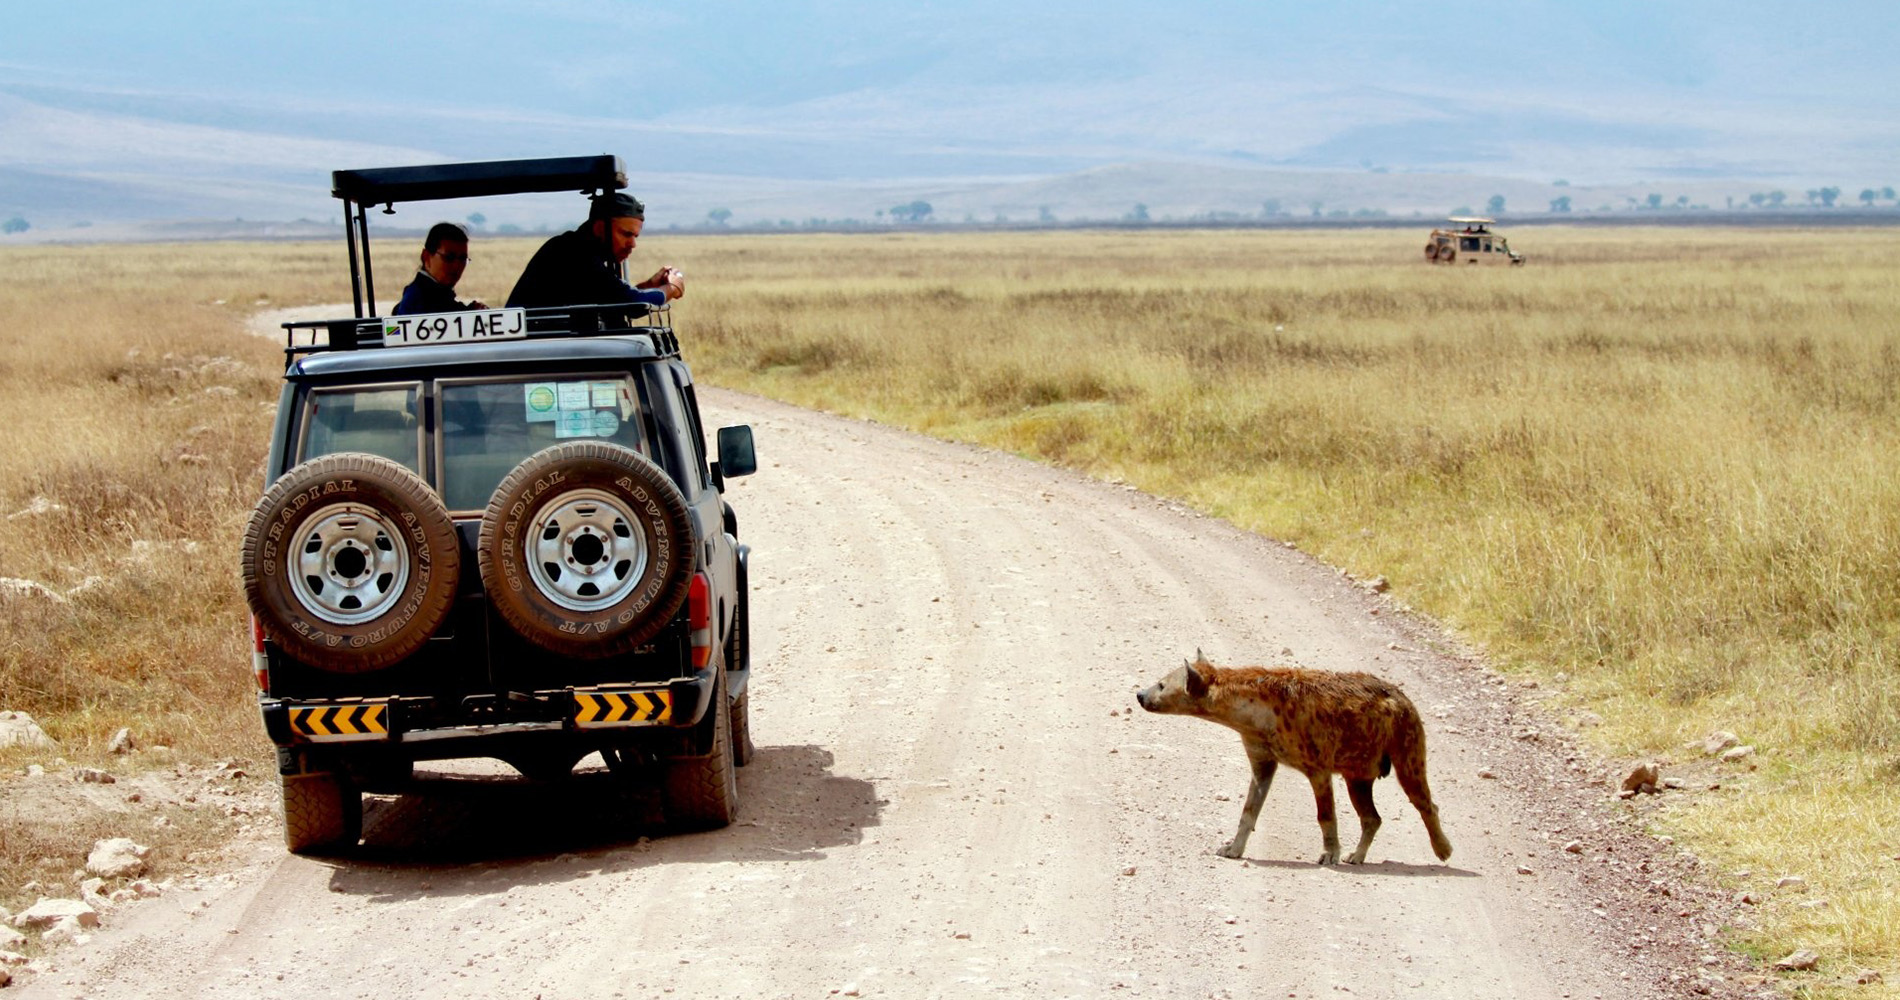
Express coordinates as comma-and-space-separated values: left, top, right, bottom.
332, 155, 626, 206
279, 305, 678, 365
329, 155, 630, 319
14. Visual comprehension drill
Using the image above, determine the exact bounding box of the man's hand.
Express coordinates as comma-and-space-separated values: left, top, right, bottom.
638, 267, 686, 300
467, 299, 489, 310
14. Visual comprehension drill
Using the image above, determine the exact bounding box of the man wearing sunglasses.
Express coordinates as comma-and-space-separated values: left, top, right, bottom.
392, 222, 489, 315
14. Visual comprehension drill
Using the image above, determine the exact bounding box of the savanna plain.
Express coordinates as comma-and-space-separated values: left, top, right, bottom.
0, 225, 1895, 995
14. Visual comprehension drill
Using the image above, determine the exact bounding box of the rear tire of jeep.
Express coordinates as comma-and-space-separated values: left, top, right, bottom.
663, 670, 738, 830
1424, 243, 1438, 260
1442, 248, 1456, 263
730, 689, 756, 767
282, 771, 362, 856
242, 454, 460, 673
478, 443, 695, 659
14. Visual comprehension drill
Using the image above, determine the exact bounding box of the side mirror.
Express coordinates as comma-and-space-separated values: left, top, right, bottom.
714, 425, 757, 481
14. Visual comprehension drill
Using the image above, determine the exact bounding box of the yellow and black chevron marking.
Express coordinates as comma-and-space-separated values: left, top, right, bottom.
289, 703, 389, 741
573, 690, 670, 727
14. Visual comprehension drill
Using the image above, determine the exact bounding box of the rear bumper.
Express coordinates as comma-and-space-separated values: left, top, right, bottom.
260, 672, 714, 750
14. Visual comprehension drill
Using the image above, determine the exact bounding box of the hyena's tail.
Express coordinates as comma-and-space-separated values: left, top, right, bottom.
1391, 718, 1453, 861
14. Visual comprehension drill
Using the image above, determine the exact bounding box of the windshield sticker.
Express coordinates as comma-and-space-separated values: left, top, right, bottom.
557, 383, 591, 411
524, 383, 558, 422
555, 409, 595, 438
592, 409, 620, 437
590, 382, 619, 409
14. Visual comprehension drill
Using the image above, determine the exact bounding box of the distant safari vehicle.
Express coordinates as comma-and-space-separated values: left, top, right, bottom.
1425, 217, 1524, 265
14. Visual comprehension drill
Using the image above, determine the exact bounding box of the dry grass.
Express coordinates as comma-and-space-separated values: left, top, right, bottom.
1, 227, 1896, 991
664, 226, 1900, 994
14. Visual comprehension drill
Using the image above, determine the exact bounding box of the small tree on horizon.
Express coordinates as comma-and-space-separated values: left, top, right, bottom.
2, 216, 28, 235
465, 212, 486, 230
707, 208, 732, 227
1126, 203, 1150, 223
1549, 195, 1572, 213
889, 200, 933, 223
1486, 194, 1506, 215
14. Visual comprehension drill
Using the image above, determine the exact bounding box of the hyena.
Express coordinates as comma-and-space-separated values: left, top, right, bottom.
1136, 650, 1452, 865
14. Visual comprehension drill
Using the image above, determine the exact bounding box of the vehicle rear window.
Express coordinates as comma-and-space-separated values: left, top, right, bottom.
299, 385, 421, 472
439, 377, 648, 512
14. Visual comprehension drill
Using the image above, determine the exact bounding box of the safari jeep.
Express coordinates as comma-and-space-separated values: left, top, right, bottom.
1425, 217, 1525, 265
242, 156, 758, 854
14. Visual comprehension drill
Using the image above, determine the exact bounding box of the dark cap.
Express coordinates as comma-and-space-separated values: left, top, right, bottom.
589, 191, 646, 221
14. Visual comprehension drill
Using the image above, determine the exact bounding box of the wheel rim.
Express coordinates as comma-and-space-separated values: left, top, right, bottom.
524, 488, 650, 612
288, 503, 411, 625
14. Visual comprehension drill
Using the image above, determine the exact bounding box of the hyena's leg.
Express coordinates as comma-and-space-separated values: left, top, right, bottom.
1218, 755, 1277, 859
1342, 777, 1382, 864
1307, 771, 1341, 865
1393, 734, 1453, 862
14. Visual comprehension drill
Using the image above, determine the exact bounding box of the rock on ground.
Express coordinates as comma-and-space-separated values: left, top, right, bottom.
0, 710, 57, 749
12, 898, 100, 929
86, 837, 152, 878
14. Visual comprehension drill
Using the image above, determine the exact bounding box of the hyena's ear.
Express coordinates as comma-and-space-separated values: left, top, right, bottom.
1184, 657, 1210, 699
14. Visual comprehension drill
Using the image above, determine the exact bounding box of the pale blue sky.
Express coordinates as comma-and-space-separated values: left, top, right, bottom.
2, 1, 1895, 224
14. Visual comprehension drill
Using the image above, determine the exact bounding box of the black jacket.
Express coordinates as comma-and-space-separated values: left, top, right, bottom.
506, 226, 666, 309
392, 271, 475, 315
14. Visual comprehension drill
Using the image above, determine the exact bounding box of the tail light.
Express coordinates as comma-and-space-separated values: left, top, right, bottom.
250, 616, 270, 692
687, 573, 712, 670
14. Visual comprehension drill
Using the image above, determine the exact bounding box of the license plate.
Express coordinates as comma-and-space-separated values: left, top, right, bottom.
382, 308, 527, 346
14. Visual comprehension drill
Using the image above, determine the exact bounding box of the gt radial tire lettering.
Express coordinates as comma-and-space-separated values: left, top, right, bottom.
479, 444, 694, 659
243, 456, 458, 673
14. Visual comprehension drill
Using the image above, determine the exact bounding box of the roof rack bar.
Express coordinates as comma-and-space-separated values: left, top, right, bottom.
277, 305, 678, 366
358, 202, 378, 318
343, 200, 365, 318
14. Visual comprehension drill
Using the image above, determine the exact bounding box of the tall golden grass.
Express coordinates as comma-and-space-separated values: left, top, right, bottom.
0, 227, 1894, 989
669, 226, 1900, 992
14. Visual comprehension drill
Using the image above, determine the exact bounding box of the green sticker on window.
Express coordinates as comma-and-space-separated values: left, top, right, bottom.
525, 383, 557, 422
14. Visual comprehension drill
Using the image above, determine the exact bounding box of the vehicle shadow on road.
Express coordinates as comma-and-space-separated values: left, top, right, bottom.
318, 744, 879, 899
1239, 858, 1479, 878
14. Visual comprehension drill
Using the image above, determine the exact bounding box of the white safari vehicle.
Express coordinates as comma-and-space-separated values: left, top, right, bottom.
1425, 217, 1524, 266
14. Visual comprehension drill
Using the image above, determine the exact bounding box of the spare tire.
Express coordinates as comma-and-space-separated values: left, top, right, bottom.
1424, 243, 1439, 260
242, 454, 460, 673
478, 442, 695, 659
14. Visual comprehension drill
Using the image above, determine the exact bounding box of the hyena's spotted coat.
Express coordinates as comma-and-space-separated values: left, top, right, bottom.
1136, 650, 1452, 865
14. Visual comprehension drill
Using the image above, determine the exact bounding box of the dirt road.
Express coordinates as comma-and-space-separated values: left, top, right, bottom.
13, 387, 1753, 1000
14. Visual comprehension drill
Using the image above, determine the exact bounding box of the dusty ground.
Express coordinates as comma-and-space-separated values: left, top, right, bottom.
5, 378, 1776, 999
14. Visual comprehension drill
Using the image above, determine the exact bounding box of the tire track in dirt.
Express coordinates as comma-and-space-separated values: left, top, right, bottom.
14, 367, 1751, 999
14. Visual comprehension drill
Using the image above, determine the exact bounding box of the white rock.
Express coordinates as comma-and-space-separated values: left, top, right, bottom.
1719, 745, 1755, 762
87, 837, 151, 878
0, 949, 25, 965
1697, 731, 1740, 755
39, 915, 91, 946
13, 898, 99, 929
0, 711, 57, 749
1772, 948, 1819, 971
74, 767, 116, 784
1776, 875, 1807, 891
0, 577, 69, 604
0, 927, 22, 949
7, 496, 67, 520
108, 727, 134, 754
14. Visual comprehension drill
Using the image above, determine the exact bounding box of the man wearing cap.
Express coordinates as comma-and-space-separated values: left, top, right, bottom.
393, 222, 488, 315
506, 192, 685, 310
